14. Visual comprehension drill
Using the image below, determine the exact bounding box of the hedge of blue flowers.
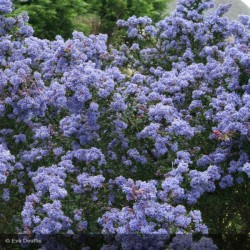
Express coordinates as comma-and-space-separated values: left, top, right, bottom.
0, 0, 249, 248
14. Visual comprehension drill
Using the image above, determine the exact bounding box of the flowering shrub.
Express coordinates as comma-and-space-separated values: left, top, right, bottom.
0, 0, 249, 248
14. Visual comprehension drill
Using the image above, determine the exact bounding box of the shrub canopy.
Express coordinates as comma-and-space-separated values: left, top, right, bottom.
0, 0, 249, 248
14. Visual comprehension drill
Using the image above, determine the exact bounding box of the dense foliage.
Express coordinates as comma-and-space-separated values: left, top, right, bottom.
85, 0, 168, 38
12, 0, 89, 40
12, 0, 168, 40
0, 0, 249, 248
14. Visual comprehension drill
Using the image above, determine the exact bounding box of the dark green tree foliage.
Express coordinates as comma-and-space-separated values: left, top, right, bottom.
86, 0, 167, 36
12, 0, 89, 40
12, 0, 168, 40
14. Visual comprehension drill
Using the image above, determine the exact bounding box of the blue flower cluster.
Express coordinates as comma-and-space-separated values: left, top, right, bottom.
0, 0, 249, 245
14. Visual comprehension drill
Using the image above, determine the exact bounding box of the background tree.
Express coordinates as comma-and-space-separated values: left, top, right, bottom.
85, 0, 168, 38
12, 0, 89, 40
12, 0, 169, 40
